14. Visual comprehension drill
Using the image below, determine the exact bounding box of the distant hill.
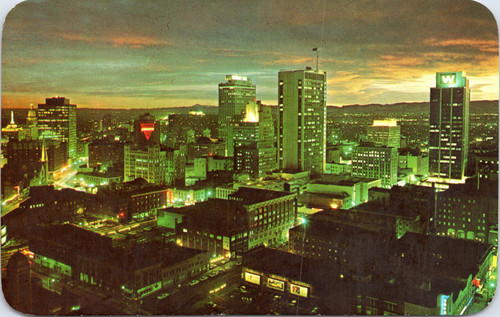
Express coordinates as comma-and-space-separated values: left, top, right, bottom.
2, 100, 497, 125
327, 100, 498, 114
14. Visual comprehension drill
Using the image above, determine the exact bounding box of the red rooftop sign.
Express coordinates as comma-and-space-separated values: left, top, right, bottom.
140, 123, 155, 140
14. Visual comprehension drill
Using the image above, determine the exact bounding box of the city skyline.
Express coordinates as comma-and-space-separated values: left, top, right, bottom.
1, 0, 499, 109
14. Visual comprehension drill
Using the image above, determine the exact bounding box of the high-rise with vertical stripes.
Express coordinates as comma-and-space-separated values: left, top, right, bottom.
428, 71, 470, 184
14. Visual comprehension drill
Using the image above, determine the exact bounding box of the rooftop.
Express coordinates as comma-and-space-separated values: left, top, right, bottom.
243, 246, 338, 288
229, 187, 295, 205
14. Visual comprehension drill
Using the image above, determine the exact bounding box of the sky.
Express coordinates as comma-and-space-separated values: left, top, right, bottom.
1, 0, 498, 109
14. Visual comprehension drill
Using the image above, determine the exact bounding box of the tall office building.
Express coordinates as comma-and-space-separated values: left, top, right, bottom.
366, 120, 400, 149
233, 101, 277, 178
218, 75, 256, 156
278, 68, 327, 174
351, 143, 398, 188
428, 72, 470, 184
37, 97, 77, 160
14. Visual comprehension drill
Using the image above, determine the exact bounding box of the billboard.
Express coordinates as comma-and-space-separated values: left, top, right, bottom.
267, 278, 285, 291
244, 272, 261, 285
290, 283, 308, 298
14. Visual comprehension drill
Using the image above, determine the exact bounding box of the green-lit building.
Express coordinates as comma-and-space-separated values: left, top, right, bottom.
218, 75, 256, 157
37, 97, 77, 160
278, 68, 326, 174
428, 72, 470, 184
351, 143, 398, 189
233, 101, 277, 178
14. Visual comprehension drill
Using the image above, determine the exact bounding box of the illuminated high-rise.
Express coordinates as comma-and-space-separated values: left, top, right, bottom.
218, 75, 256, 156
367, 120, 400, 149
278, 68, 326, 174
233, 101, 277, 178
428, 72, 470, 184
37, 97, 77, 160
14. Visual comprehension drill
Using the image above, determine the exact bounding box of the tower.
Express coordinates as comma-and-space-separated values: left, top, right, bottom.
428, 72, 470, 184
278, 68, 327, 174
37, 97, 77, 160
218, 75, 256, 156
39, 139, 49, 185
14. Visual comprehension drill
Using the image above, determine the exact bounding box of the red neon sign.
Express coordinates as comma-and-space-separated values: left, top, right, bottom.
140, 123, 155, 140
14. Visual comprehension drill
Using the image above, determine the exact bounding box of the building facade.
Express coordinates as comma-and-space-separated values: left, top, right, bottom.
37, 97, 77, 160
234, 102, 277, 178
366, 120, 401, 149
351, 143, 398, 188
218, 75, 256, 156
428, 72, 470, 183
278, 68, 326, 174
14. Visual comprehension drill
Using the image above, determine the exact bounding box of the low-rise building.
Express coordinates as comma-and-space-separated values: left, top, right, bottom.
165, 187, 297, 258
300, 175, 380, 209
29, 224, 210, 301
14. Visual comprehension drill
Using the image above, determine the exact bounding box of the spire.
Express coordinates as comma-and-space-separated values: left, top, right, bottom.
39, 139, 49, 185
41, 139, 47, 163
10, 111, 15, 125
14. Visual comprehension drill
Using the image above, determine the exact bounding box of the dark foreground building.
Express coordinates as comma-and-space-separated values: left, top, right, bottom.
28, 224, 210, 306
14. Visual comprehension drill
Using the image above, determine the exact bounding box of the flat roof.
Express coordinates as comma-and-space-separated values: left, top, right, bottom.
229, 187, 295, 205
243, 246, 338, 288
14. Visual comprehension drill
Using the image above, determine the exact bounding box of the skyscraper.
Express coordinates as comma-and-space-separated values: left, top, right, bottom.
37, 97, 77, 160
278, 68, 327, 174
366, 120, 400, 149
218, 75, 256, 156
233, 101, 277, 178
428, 71, 470, 184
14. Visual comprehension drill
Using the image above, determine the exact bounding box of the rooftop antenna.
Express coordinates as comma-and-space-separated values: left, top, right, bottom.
313, 47, 318, 71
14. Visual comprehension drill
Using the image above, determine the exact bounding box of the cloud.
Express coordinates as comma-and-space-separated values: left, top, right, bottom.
58, 32, 171, 48
424, 38, 498, 53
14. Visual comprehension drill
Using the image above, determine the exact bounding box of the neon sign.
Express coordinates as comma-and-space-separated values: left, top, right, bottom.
439, 294, 450, 315
140, 123, 155, 140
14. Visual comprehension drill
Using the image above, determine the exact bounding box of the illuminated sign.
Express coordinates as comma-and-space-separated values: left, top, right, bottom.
436, 72, 465, 88
244, 272, 261, 285
439, 294, 450, 315
290, 283, 308, 298
140, 123, 155, 140
267, 278, 285, 291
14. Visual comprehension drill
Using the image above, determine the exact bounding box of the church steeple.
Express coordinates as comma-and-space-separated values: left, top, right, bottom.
39, 139, 49, 185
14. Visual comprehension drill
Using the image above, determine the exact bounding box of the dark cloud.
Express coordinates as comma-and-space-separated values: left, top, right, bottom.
2, 0, 497, 108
